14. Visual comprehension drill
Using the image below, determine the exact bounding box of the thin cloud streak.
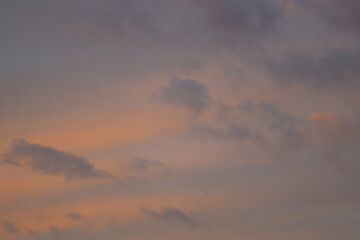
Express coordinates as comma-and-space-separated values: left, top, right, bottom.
1, 139, 111, 180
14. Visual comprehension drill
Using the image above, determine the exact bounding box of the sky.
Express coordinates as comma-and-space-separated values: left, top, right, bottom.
1, 0, 360, 239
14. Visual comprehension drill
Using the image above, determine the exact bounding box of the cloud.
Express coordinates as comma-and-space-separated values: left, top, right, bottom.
198, 0, 283, 44
154, 78, 211, 117
241, 100, 307, 150
267, 49, 360, 90
308, 112, 341, 133
65, 212, 86, 221
291, 0, 360, 36
189, 122, 252, 142
307, 113, 360, 177
2, 0, 284, 45
1, 139, 111, 180
139, 207, 204, 228
122, 157, 166, 171
0, 221, 21, 234
190, 100, 306, 150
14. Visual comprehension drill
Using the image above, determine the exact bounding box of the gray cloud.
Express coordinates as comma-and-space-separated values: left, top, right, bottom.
189, 122, 252, 142
122, 157, 165, 171
139, 207, 203, 228
238, 100, 307, 150
1, 139, 111, 180
154, 78, 211, 117
291, 0, 360, 36
199, 0, 283, 41
1, 0, 283, 50
267, 49, 360, 90
309, 116, 360, 182
189, 100, 306, 150
250, 101, 306, 149
65, 212, 86, 221
0, 221, 21, 234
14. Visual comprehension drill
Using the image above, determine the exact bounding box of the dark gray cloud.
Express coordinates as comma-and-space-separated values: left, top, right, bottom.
193, 0, 283, 52
291, 0, 360, 36
65, 212, 86, 221
0, 221, 21, 234
139, 207, 203, 228
122, 157, 165, 171
1, 139, 111, 180
1, 0, 283, 50
267, 49, 360, 90
199, 0, 283, 39
154, 78, 211, 117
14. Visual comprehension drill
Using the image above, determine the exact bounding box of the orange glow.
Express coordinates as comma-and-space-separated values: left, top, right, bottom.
308, 112, 341, 130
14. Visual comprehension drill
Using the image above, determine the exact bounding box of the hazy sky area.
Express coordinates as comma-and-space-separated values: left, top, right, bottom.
1, 0, 360, 239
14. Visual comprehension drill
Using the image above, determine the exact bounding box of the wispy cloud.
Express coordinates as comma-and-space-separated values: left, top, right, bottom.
0, 221, 21, 234
65, 212, 86, 221
122, 157, 166, 171
139, 207, 207, 228
1, 139, 111, 180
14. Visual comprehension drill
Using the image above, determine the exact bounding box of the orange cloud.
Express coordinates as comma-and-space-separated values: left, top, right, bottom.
308, 112, 341, 130
307, 112, 347, 143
